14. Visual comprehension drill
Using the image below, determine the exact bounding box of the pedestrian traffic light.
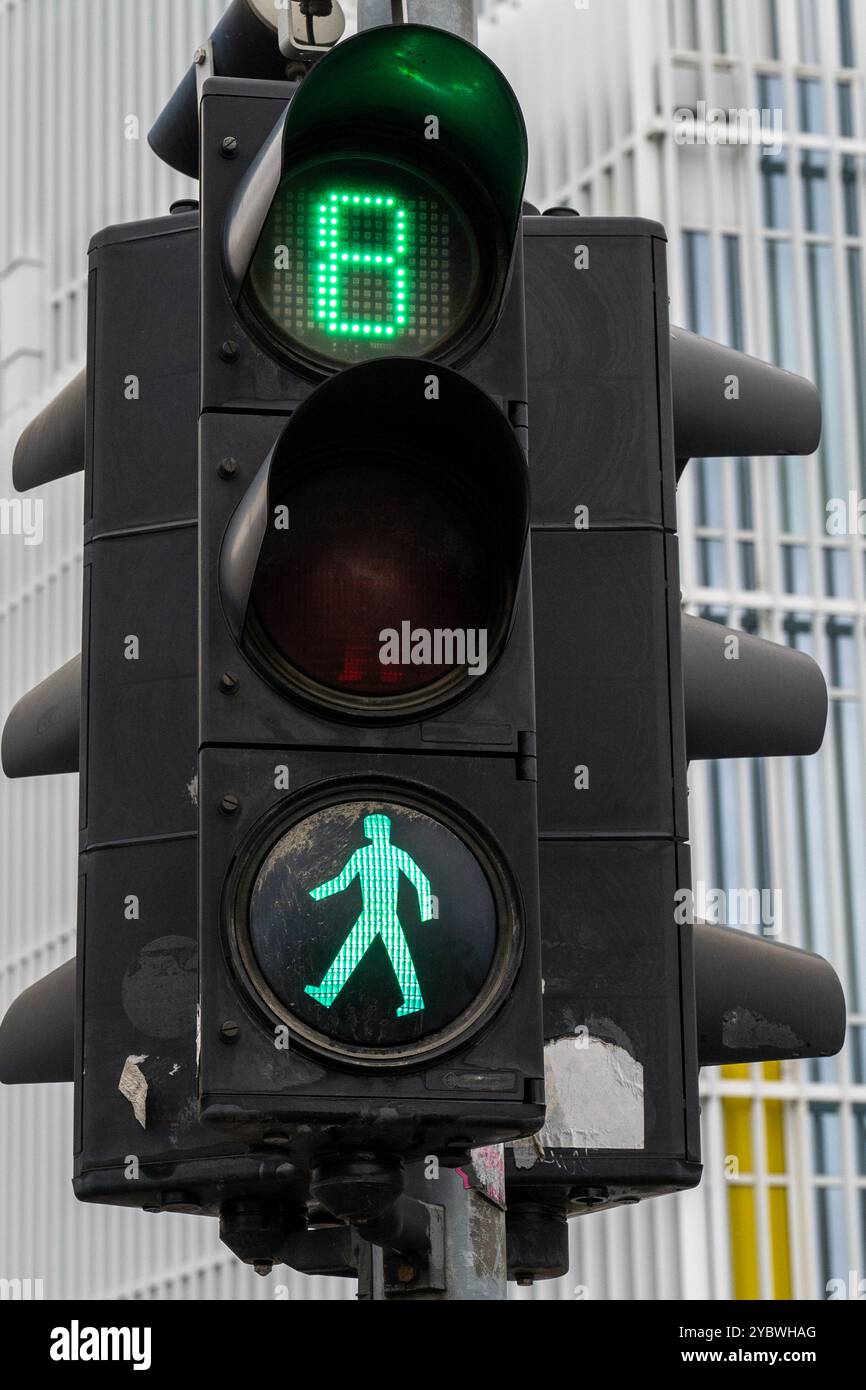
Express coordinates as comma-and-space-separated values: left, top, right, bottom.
3, 2, 849, 1295
505, 211, 845, 1285
195, 20, 544, 1236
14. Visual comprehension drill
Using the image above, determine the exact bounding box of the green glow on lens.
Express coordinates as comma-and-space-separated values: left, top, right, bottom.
304, 815, 433, 1016
312, 190, 412, 342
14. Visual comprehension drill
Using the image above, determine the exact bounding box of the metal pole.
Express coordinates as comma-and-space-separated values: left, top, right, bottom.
356, 0, 479, 45
356, 1159, 508, 1301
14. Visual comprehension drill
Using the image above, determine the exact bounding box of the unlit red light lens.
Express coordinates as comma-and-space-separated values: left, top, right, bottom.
249, 462, 496, 702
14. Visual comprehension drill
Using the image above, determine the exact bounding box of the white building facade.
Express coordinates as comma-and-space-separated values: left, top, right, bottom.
0, 0, 862, 1300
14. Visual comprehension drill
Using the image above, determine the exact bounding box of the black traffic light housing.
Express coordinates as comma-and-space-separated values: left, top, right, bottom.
0, 5, 848, 1290
503, 211, 845, 1285
196, 25, 545, 1212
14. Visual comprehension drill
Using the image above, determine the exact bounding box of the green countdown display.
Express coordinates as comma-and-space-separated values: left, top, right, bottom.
240, 798, 500, 1051
245, 159, 481, 368
314, 193, 408, 342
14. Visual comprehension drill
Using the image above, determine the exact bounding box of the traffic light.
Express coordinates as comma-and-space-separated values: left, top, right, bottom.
1, 2, 849, 1297
195, 20, 545, 1239
504, 212, 846, 1284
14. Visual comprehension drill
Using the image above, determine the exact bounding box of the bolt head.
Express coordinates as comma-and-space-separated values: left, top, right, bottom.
221, 135, 239, 158
220, 1020, 241, 1043
220, 672, 240, 695
220, 794, 241, 817
219, 339, 240, 363
218, 457, 239, 480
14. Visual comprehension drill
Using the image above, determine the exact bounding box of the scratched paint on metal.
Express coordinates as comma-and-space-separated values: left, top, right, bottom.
118, 1055, 149, 1129
721, 1008, 801, 1055
467, 1145, 506, 1207
510, 1034, 644, 1167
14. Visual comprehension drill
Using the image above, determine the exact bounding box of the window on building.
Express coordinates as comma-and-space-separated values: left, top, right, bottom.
757, 71, 784, 120
831, 689, 866, 1019
846, 249, 866, 492
698, 538, 727, 587
723, 234, 744, 347
758, 0, 781, 60
838, 0, 856, 68
812, 1102, 843, 1175
838, 82, 855, 137
855, 1104, 866, 1175
798, 0, 822, 65
722, 236, 755, 533
761, 152, 791, 228
766, 240, 811, 532
842, 155, 859, 236
802, 151, 831, 234
828, 618, 857, 691
766, 240, 799, 373
683, 232, 727, 531
811, 1102, 847, 1294
824, 547, 852, 598
807, 245, 847, 499
782, 545, 811, 594
738, 542, 757, 590
670, 0, 699, 51
798, 77, 826, 134
785, 614, 832, 981
814, 1186, 848, 1296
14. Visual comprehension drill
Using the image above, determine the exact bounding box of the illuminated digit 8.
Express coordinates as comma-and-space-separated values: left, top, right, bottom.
315, 192, 408, 341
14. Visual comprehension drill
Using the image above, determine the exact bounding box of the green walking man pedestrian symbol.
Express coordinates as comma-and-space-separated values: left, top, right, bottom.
304, 814, 436, 1018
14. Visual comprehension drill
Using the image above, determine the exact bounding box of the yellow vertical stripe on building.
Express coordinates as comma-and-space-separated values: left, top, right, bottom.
763, 1061, 792, 1300
722, 1062, 792, 1299
723, 1064, 758, 1298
